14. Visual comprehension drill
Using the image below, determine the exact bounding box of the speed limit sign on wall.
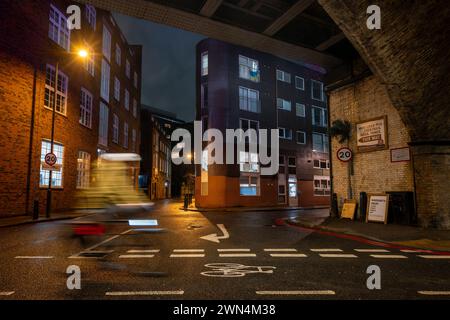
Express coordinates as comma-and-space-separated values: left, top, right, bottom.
45, 153, 57, 166
337, 147, 353, 162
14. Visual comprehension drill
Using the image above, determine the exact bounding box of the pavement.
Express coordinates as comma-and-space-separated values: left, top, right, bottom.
0, 199, 449, 300
0, 210, 101, 228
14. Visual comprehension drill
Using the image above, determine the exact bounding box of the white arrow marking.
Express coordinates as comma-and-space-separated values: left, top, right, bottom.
200, 224, 229, 243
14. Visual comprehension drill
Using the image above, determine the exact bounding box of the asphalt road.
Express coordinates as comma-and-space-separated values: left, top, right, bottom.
0, 199, 449, 300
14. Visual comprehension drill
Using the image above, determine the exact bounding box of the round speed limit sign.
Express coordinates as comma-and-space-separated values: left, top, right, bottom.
45, 153, 57, 166
337, 147, 352, 162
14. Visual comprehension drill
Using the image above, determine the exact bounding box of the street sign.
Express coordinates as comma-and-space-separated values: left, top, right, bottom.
45, 153, 57, 166
42, 163, 61, 172
337, 147, 352, 162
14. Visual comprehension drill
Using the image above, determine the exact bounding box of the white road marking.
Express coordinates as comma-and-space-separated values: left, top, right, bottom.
0, 292, 14, 296
200, 224, 229, 243
370, 254, 407, 259
418, 291, 450, 296
219, 253, 257, 258
127, 249, 160, 253
256, 290, 335, 295
84, 229, 133, 252
217, 249, 250, 252
264, 249, 297, 252
119, 255, 155, 259
15, 256, 54, 259
355, 249, 390, 253
173, 249, 205, 253
170, 254, 205, 258
401, 249, 422, 253
311, 249, 343, 252
319, 254, 357, 258
105, 290, 184, 296
270, 254, 307, 258
418, 255, 450, 259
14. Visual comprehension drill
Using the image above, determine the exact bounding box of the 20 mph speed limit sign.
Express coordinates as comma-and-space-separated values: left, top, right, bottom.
337, 147, 352, 162
45, 153, 57, 166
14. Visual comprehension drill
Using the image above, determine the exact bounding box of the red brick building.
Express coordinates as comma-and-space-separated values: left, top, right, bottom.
0, 1, 142, 217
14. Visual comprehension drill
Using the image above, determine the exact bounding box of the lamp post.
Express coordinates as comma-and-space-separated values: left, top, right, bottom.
45, 49, 90, 218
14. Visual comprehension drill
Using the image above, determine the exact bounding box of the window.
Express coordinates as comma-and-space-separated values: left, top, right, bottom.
311, 80, 324, 101
239, 118, 259, 140
240, 174, 260, 196
288, 157, 296, 175
44, 64, 68, 115
85, 5, 96, 30
102, 25, 111, 62
313, 133, 329, 153
134, 71, 138, 88
201, 83, 208, 108
48, 5, 70, 51
115, 44, 121, 66
239, 151, 260, 173
313, 159, 330, 169
101, 59, 110, 102
40, 140, 64, 187
296, 131, 306, 144
126, 59, 131, 78
114, 77, 120, 101
201, 52, 208, 76
239, 86, 259, 113
314, 175, 330, 196
312, 106, 328, 127
112, 114, 119, 143
77, 151, 91, 189
239, 55, 260, 82
295, 76, 305, 90
276, 70, 291, 83
99, 102, 109, 146
123, 122, 129, 148
277, 98, 291, 111
132, 129, 137, 152
279, 127, 292, 140
80, 88, 93, 128
132, 99, 138, 118
296, 103, 305, 117
124, 90, 130, 110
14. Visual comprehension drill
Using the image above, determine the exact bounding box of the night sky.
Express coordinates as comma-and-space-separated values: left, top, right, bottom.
113, 13, 206, 122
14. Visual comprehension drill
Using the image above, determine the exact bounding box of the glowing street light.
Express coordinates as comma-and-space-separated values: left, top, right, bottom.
78, 49, 89, 58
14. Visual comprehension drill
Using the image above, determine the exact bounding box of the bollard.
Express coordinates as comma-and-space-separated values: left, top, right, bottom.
32, 200, 39, 220
184, 194, 188, 211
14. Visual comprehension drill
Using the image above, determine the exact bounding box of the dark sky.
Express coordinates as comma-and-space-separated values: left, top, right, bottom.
113, 13, 205, 122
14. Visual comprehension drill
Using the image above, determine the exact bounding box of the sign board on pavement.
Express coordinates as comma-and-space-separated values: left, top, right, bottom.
366, 194, 389, 224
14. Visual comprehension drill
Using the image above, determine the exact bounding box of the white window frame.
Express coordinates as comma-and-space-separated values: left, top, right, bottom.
313, 159, 330, 169
85, 4, 96, 30
276, 69, 291, 83
77, 151, 91, 189
102, 25, 112, 62
239, 55, 260, 82
296, 131, 306, 144
277, 98, 291, 111
123, 122, 129, 148
114, 77, 120, 101
296, 103, 306, 117
201, 51, 208, 76
311, 79, 324, 101
312, 106, 328, 127
295, 76, 305, 90
44, 64, 68, 116
48, 4, 70, 51
40, 140, 64, 188
279, 127, 292, 140
314, 175, 331, 196
101, 59, 110, 103
240, 173, 260, 196
112, 114, 119, 143
312, 132, 329, 153
239, 86, 260, 113
99, 102, 109, 147
80, 88, 93, 128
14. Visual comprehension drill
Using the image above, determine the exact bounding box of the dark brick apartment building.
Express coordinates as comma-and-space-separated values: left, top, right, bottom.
0, 1, 142, 217
195, 38, 330, 208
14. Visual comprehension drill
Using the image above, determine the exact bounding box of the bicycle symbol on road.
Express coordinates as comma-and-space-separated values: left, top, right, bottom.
201, 263, 276, 278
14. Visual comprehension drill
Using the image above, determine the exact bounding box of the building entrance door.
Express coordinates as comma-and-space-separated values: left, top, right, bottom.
288, 175, 298, 207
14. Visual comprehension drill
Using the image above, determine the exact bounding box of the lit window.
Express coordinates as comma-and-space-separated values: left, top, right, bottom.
48, 5, 70, 51
44, 64, 68, 115
40, 140, 64, 187
77, 151, 91, 189
80, 88, 93, 128
311, 80, 324, 101
100, 59, 110, 103
277, 98, 291, 111
296, 103, 305, 117
102, 25, 111, 62
112, 114, 119, 143
276, 70, 291, 83
201, 150, 208, 196
240, 174, 260, 196
201, 52, 208, 76
239, 86, 259, 113
295, 76, 305, 90
239, 151, 260, 173
239, 55, 260, 82
312, 133, 329, 153
85, 5, 96, 30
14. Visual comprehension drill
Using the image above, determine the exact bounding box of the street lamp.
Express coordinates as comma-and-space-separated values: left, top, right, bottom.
45, 48, 90, 218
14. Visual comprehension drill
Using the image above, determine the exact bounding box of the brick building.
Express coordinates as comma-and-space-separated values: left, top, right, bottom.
0, 1, 142, 217
195, 38, 330, 208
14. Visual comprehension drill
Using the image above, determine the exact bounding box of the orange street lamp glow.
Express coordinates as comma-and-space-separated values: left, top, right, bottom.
78, 49, 88, 58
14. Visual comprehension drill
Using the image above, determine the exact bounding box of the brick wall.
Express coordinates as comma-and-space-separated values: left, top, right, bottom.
329, 76, 414, 211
